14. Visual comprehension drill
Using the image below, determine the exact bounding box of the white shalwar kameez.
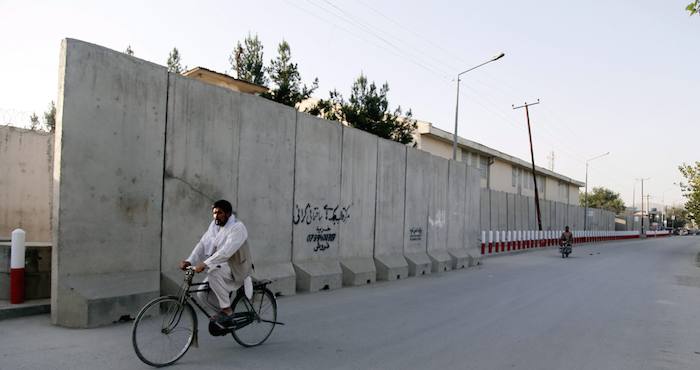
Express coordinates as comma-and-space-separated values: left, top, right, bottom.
186, 215, 248, 309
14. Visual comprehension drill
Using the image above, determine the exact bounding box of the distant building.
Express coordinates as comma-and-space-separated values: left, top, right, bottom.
413, 120, 584, 205
182, 67, 268, 95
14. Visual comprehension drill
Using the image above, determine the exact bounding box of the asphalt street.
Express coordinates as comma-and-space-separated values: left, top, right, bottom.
1, 236, 699, 370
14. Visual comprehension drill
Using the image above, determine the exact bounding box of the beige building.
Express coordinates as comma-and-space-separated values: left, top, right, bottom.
182, 67, 268, 95
413, 121, 583, 205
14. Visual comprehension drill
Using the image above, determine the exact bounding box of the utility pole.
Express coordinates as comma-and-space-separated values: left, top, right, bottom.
637, 177, 650, 236
513, 99, 542, 231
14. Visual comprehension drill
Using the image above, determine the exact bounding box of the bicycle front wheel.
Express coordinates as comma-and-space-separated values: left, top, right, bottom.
132, 296, 197, 367
231, 288, 277, 347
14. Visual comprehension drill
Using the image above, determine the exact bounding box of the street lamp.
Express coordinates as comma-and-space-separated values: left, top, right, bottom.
583, 151, 610, 230
452, 52, 505, 160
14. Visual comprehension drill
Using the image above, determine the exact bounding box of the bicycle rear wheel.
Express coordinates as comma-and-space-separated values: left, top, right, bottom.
231, 288, 277, 347
132, 296, 197, 367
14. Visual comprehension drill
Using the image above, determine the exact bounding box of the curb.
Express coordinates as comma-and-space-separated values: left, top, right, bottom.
0, 300, 50, 321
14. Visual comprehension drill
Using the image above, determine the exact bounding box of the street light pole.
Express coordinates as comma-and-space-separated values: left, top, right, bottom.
583, 152, 610, 231
452, 53, 505, 160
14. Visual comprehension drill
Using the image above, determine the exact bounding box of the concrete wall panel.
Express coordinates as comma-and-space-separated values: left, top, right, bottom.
528, 196, 537, 230
465, 166, 481, 261
427, 156, 451, 272
480, 188, 491, 232
338, 126, 378, 286
161, 73, 242, 293
374, 139, 408, 281
236, 93, 297, 296
403, 148, 432, 276
53, 39, 166, 327
507, 193, 516, 231
291, 114, 343, 292
446, 161, 467, 268
496, 191, 508, 231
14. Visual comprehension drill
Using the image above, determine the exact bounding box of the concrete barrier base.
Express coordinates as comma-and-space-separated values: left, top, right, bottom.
52, 270, 159, 328
340, 257, 376, 286
447, 248, 471, 269
428, 250, 453, 273
253, 262, 296, 296
293, 261, 342, 292
404, 252, 431, 277
374, 255, 409, 281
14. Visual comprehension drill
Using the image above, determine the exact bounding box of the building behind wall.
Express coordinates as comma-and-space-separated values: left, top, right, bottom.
413, 121, 583, 205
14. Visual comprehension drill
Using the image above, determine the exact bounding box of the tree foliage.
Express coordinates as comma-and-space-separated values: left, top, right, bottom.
308, 74, 417, 144
167, 47, 183, 73
261, 40, 318, 107
229, 33, 267, 86
125, 45, 134, 56
666, 206, 689, 228
43, 101, 56, 132
688, 1, 699, 15
678, 162, 700, 221
29, 113, 40, 131
579, 186, 626, 214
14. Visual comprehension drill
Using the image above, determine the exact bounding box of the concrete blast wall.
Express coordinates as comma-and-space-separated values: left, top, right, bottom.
53, 39, 165, 327
0, 126, 53, 241
292, 114, 343, 292
480, 189, 616, 233
373, 139, 408, 281
53, 39, 616, 327
338, 127, 378, 287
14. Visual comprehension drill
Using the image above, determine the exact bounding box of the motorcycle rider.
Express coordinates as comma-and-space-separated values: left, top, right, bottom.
560, 226, 574, 246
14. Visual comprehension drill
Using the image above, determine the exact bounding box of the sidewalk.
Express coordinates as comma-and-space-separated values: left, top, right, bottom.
0, 298, 50, 321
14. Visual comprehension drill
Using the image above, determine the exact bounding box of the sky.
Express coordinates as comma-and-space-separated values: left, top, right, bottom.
1, 0, 698, 208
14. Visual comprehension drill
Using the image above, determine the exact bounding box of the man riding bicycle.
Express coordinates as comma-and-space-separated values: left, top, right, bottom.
179, 199, 253, 327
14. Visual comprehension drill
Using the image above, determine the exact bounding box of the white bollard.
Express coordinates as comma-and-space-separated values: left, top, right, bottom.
11, 228, 26, 304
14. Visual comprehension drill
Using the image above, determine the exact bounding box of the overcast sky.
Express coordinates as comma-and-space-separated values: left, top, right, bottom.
1, 0, 698, 207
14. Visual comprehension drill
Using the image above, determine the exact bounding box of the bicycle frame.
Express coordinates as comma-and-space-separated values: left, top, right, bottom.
178, 268, 284, 331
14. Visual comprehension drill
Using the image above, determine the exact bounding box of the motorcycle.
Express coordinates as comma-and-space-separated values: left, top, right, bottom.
559, 240, 572, 258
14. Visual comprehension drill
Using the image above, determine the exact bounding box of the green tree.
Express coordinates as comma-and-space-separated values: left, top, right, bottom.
166, 47, 183, 73
687, 1, 699, 15
666, 206, 689, 228
261, 40, 318, 107
309, 74, 417, 144
29, 113, 40, 131
43, 101, 56, 132
678, 162, 700, 221
125, 45, 134, 56
579, 186, 626, 214
229, 33, 267, 86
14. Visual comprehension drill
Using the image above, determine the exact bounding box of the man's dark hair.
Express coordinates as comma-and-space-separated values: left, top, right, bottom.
212, 199, 233, 214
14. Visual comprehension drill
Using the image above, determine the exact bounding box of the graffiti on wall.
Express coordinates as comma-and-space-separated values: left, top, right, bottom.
409, 227, 423, 241
292, 203, 352, 225
307, 227, 336, 252
293, 202, 351, 252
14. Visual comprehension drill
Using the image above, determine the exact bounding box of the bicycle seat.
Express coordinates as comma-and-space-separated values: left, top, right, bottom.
253, 279, 272, 289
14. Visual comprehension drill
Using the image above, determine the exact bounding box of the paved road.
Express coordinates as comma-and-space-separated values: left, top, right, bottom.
2, 236, 700, 370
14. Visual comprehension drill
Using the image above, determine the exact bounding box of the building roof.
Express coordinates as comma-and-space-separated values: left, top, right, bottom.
182, 67, 268, 95
418, 121, 585, 187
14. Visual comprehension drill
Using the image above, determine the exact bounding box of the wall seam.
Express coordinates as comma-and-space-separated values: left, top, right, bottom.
158, 71, 171, 283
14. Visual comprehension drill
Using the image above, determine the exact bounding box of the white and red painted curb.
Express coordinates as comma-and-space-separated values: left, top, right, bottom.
479, 229, 670, 255
10, 228, 26, 304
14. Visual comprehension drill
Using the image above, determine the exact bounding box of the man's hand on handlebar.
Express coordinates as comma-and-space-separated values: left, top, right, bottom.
179, 260, 191, 271
179, 260, 206, 273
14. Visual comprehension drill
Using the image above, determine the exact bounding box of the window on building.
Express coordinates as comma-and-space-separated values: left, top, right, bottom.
479, 156, 489, 181
512, 166, 517, 187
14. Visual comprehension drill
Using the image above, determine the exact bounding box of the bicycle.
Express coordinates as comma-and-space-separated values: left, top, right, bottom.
131, 266, 283, 367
